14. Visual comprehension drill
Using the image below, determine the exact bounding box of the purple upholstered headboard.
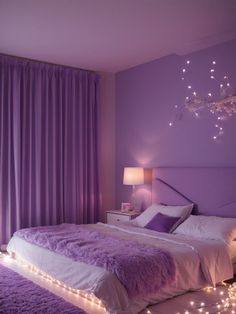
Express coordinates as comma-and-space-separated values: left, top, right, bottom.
152, 167, 236, 217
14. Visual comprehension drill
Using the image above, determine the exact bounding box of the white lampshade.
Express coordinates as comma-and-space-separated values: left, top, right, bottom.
123, 167, 144, 186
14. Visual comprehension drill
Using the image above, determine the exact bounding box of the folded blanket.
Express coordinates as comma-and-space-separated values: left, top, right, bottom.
15, 224, 176, 298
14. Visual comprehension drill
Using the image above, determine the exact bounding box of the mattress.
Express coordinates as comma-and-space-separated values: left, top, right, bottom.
7, 223, 233, 314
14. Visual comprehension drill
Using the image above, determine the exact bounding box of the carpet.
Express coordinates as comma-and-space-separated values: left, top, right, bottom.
0, 264, 88, 314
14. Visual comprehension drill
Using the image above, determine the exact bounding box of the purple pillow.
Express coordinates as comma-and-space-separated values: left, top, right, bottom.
144, 212, 180, 233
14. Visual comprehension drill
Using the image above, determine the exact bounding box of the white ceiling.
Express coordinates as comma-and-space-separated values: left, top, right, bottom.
1, 0, 236, 72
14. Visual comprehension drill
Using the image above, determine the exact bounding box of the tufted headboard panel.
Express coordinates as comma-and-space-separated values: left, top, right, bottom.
152, 167, 236, 217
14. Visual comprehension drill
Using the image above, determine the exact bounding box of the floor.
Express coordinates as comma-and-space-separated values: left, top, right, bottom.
0, 253, 235, 314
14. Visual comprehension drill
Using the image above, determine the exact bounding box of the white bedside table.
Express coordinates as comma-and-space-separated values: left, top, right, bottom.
106, 210, 139, 224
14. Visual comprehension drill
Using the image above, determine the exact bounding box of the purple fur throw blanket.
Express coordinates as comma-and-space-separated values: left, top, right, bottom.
14, 224, 176, 298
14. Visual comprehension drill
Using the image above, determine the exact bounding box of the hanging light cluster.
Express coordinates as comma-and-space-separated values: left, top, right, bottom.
169, 59, 236, 141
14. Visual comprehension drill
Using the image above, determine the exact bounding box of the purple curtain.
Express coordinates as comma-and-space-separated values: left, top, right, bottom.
0, 55, 100, 244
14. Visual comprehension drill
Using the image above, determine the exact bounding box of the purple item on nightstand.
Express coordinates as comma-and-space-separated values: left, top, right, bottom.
145, 212, 180, 233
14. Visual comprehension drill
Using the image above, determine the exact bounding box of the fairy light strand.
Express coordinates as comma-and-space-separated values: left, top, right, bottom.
2, 253, 106, 311
168, 59, 236, 141
3, 253, 236, 314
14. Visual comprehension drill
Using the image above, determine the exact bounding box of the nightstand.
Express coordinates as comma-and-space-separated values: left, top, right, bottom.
106, 210, 139, 224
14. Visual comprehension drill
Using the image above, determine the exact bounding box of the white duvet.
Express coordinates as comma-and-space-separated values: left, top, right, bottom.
7, 222, 233, 314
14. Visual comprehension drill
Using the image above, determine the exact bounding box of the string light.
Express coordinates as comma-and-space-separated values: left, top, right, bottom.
176, 284, 236, 314
4, 253, 236, 314
2, 253, 106, 312
169, 59, 236, 142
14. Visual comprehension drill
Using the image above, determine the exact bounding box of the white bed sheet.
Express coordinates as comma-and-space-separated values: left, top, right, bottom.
7, 223, 233, 314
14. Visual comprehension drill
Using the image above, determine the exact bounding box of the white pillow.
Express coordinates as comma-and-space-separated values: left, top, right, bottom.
173, 215, 236, 244
132, 203, 193, 231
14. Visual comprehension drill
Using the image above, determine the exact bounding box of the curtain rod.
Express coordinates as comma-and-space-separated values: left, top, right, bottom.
0, 53, 96, 73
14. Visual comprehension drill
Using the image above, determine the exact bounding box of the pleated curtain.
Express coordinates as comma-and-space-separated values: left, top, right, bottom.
0, 55, 100, 244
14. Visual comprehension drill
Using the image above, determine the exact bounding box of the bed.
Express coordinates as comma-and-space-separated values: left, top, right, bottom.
7, 167, 236, 314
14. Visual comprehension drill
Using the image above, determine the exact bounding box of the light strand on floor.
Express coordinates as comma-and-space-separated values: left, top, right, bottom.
177, 285, 236, 314
145, 284, 236, 314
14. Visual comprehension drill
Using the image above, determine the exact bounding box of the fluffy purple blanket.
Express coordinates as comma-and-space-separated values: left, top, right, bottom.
15, 224, 176, 298
0, 264, 87, 313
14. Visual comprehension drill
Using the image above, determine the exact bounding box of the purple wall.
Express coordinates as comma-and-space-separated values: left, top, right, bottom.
115, 39, 236, 208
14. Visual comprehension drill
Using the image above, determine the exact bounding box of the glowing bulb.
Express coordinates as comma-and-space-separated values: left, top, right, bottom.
208, 93, 212, 97
210, 69, 215, 72
220, 84, 223, 88
169, 122, 173, 127
182, 68, 186, 73
224, 76, 228, 79
3, 255, 12, 263
188, 85, 192, 89
193, 92, 197, 96
186, 60, 190, 64
210, 76, 215, 79
212, 61, 216, 64
200, 302, 205, 306
190, 301, 194, 305
227, 83, 230, 87
217, 116, 221, 120
213, 136, 217, 140
186, 96, 189, 100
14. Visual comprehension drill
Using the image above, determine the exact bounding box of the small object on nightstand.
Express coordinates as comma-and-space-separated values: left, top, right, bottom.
106, 210, 139, 224
121, 202, 132, 212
